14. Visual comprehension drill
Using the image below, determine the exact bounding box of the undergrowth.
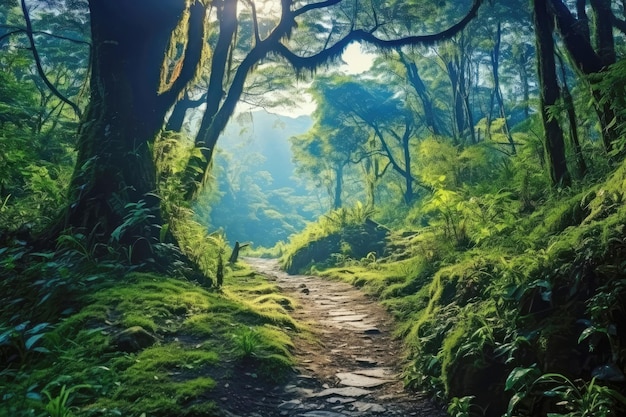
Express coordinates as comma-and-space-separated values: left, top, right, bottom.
1, 226, 297, 417
280, 158, 626, 416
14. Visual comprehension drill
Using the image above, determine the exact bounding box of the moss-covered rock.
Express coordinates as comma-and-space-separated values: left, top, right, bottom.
112, 325, 158, 353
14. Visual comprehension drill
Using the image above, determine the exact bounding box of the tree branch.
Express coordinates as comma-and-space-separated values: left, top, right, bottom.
20, 0, 82, 118
548, 0, 603, 74
293, 0, 343, 18
274, 0, 483, 71
159, 1, 207, 106
0, 29, 22, 45
0, 25, 91, 46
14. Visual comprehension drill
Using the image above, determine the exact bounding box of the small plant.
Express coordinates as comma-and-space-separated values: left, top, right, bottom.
506, 367, 626, 417
232, 327, 263, 359
42, 384, 91, 417
533, 374, 626, 417
0, 321, 50, 365
216, 249, 224, 288
448, 395, 484, 417
110, 200, 156, 243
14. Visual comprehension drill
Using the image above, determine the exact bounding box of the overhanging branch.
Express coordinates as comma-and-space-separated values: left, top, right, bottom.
274, 0, 483, 71
20, 0, 82, 118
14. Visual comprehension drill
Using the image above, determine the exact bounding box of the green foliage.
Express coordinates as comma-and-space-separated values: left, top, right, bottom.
0, 321, 51, 365
506, 369, 626, 417
447, 395, 483, 417
42, 384, 91, 417
232, 326, 263, 359
591, 59, 626, 158
280, 203, 387, 273
293, 150, 626, 416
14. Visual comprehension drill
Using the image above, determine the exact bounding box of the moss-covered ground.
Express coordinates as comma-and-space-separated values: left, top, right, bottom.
0, 261, 298, 417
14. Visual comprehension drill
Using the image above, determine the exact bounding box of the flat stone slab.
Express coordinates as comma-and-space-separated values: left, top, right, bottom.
278, 399, 303, 410
353, 368, 396, 378
354, 357, 378, 366
297, 412, 348, 417
330, 314, 367, 322
313, 387, 372, 398
327, 309, 356, 316
336, 372, 393, 388
353, 401, 386, 413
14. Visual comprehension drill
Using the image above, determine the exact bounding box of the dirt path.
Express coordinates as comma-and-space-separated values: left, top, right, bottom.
215, 258, 445, 417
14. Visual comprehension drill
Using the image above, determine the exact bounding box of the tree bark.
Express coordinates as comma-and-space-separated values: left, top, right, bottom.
56, 0, 205, 261
557, 53, 587, 178
401, 118, 415, 205
534, 0, 571, 187
549, 0, 618, 152
590, 0, 616, 66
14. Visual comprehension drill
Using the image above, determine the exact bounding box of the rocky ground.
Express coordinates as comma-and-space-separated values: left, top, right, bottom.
211, 258, 445, 417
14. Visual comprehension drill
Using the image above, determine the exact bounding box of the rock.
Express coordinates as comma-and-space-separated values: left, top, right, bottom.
326, 396, 356, 404
353, 368, 396, 378
336, 372, 392, 388
297, 412, 348, 417
278, 399, 303, 410
330, 314, 367, 322
301, 288, 310, 295
112, 326, 157, 353
354, 357, 378, 366
327, 309, 355, 316
352, 401, 386, 413
313, 387, 372, 398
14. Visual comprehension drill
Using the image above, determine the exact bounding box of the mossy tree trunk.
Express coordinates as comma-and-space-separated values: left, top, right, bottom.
57, 0, 205, 261
534, 0, 571, 187
550, 0, 620, 154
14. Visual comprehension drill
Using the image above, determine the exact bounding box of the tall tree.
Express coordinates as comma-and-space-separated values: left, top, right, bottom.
291, 117, 369, 210
533, 0, 571, 186
549, 0, 621, 153
311, 76, 433, 205
397, 49, 442, 136
57, 1, 207, 261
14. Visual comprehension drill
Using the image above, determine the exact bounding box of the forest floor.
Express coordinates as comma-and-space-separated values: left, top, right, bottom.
212, 257, 445, 417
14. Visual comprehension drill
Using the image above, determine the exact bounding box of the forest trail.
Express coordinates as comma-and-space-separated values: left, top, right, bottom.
216, 257, 445, 417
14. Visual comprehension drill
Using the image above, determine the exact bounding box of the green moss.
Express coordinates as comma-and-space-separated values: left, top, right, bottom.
121, 313, 158, 332
106, 343, 218, 414
181, 313, 215, 337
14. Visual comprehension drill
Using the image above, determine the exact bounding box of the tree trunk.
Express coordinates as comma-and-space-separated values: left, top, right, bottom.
534, 0, 571, 187
447, 60, 466, 143
490, 22, 516, 154
333, 163, 343, 210
166, 92, 206, 133
55, 0, 205, 261
550, 0, 618, 153
401, 120, 414, 205
399, 51, 440, 136
557, 53, 587, 178
590, 0, 616, 66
